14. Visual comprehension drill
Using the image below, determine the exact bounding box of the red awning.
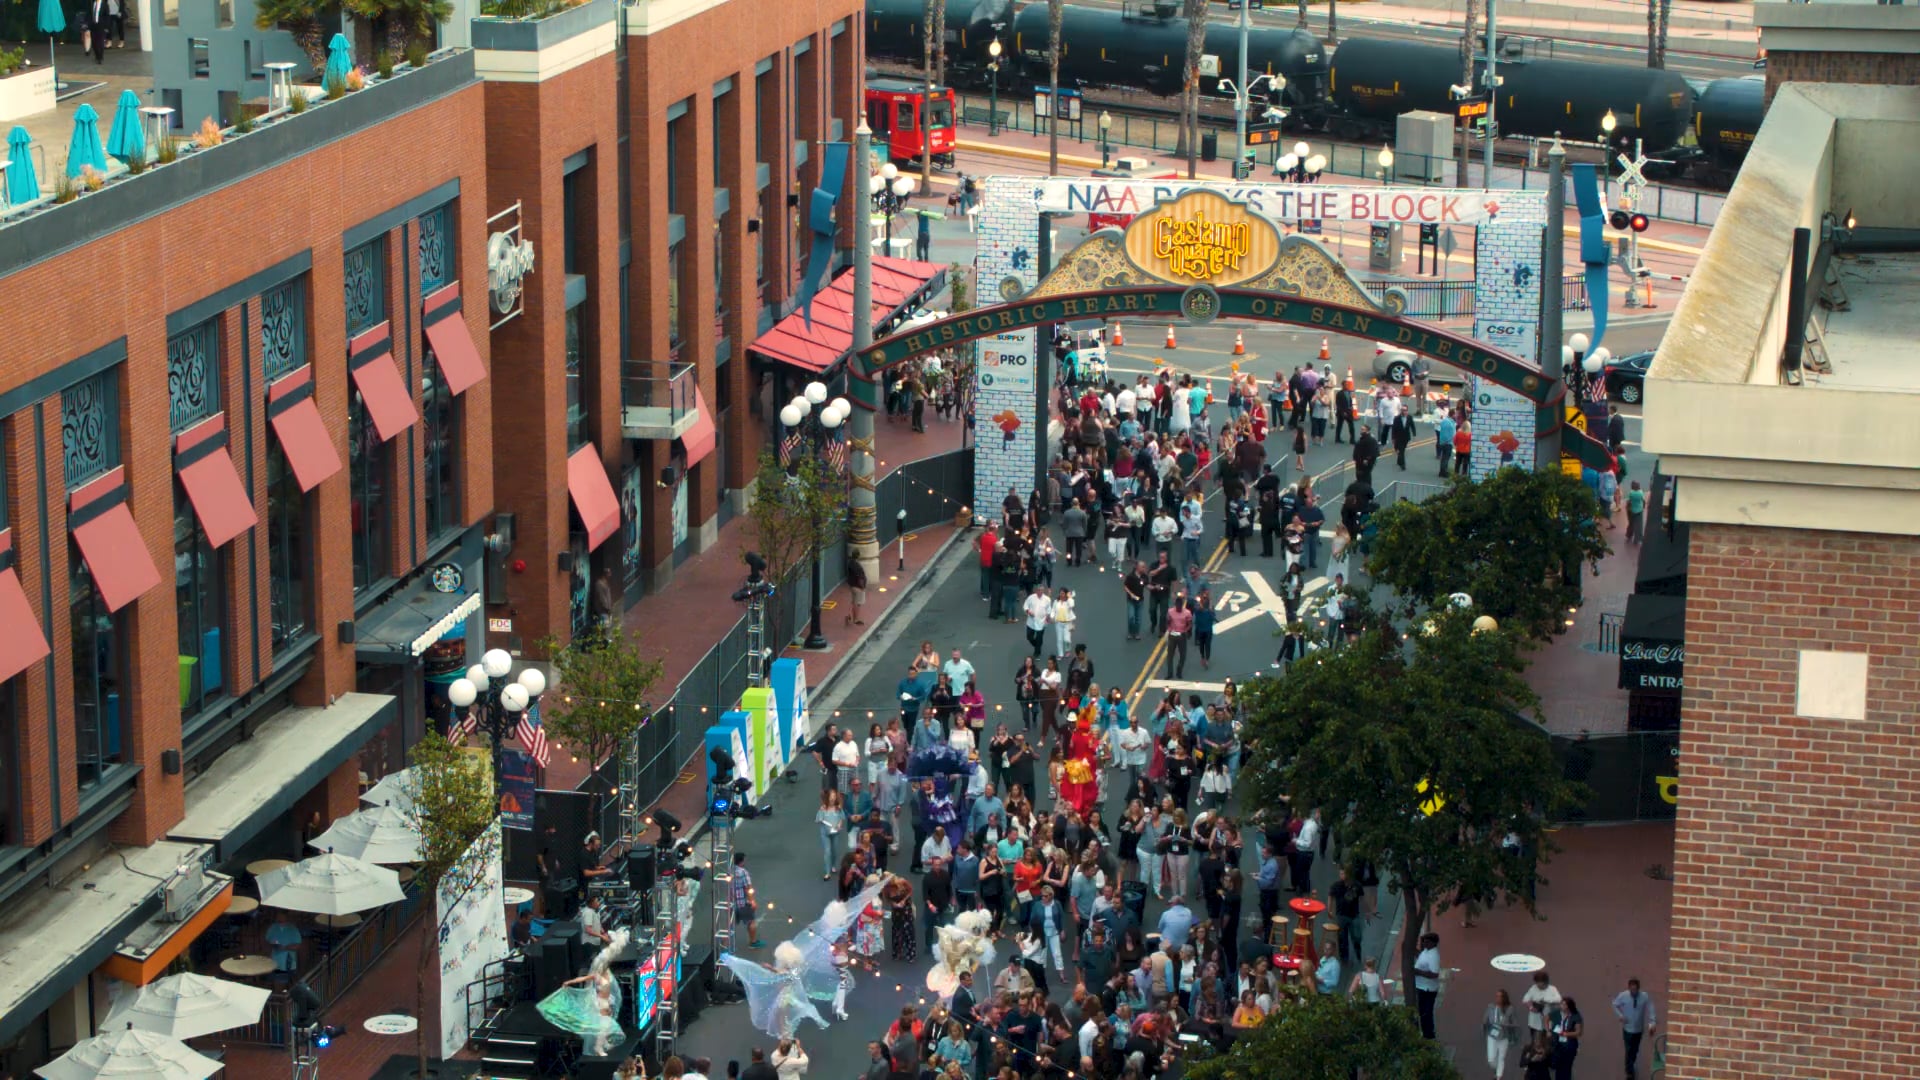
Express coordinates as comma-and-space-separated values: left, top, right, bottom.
267, 368, 343, 492
175, 415, 258, 548
680, 388, 716, 468
69, 469, 162, 613
349, 324, 419, 441
422, 284, 488, 394
567, 445, 621, 552
0, 534, 50, 684
749, 256, 948, 373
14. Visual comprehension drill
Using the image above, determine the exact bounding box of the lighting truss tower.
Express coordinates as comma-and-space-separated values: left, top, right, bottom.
745, 591, 770, 687
651, 878, 681, 1058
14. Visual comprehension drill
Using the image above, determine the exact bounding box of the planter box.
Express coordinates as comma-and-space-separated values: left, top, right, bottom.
0, 66, 56, 123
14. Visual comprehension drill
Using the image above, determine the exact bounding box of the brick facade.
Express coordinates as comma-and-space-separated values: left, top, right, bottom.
0, 74, 491, 849
1667, 523, 1920, 1079
1765, 51, 1920, 105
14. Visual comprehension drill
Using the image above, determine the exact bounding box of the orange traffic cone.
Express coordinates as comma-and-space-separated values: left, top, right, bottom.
1318, 337, 1331, 361
1111, 323, 1125, 347
1232, 332, 1246, 356
1344, 367, 1355, 391
1164, 325, 1178, 349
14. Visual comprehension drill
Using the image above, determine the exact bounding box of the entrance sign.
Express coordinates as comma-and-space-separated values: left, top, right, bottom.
1033, 178, 1514, 226
1126, 191, 1278, 287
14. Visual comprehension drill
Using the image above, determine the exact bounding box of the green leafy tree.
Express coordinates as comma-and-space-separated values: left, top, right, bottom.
747, 451, 847, 584
539, 628, 664, 820
1188, 990, 1460, 1080
400, 731, 497, 1079
1239, 608, 1580, 1001
1363, 466, 1609, 640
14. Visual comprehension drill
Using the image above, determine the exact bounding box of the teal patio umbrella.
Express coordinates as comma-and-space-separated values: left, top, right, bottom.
67, 104, 106, 178
324, 33, 352, 92
36, 0, 66, 90
6, 127, 39, 206
105, 89, 145, 162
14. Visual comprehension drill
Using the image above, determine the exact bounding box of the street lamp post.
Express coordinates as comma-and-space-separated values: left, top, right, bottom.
448, 649, 548, 793
987, 39, 1003, 137
1098, 110, 1112, 169
1378, 145, 1395, 185
1599, 109, 1617, 188
1561, 333, 1609, 404
779, 382, 849, 650
869, 162, 916, 250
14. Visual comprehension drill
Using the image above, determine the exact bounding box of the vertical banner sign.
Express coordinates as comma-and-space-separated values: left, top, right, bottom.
499, 749, 537, 831
738, 688, 774, 795
438, 820, 506, 1058
706, 715, 752, 808
768, 658, 810, 770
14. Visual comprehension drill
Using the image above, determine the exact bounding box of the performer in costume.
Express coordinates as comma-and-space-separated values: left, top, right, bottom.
851, 875, 886, 958
537, 928, 628, 1056
718, 878, 891, 1039
1058, 713, 1102, 819
926, 909, 997, 998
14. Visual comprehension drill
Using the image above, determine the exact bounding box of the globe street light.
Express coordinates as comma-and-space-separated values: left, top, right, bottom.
1098, 110, 1112, 169
448, 654, 549, 795
1378, 145, 1395, 185
870, 161, 916, 248
1599, 110, 1618, 183
782, 381, 850, 650
987, 38, 1003, 137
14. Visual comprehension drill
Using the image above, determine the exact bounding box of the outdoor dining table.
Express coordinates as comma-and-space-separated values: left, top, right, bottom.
245, 858, 293, 878
314, 913, 363, 930
219, 955, 276, 979
223, 896, 259, 915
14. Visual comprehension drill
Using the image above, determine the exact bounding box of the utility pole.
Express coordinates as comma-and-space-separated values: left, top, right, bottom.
1482, 0, 1498, 188
1538, 135, 1567, 467
847, 121, 880, 593
1234, 0, 1250, 170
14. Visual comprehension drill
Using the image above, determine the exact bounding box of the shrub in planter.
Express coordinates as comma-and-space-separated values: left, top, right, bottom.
157, 134, 180, 163
376, 50, 394, 79
53, 172, 76, 203
403, 39, 428, 68
191, 116, 224, 149
289, 88, 310, 113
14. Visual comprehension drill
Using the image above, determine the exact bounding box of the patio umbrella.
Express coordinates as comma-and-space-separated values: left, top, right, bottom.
66, 104, 106, 178
105, 90, 145, 162
34, 1026, 222, 1080
309, 803, 421, 864
323, 33, 352, 91
257, 851, 405, 916
6, 127, 39, 206
101, 974, 271, 1040
36, 0, 65, 91
361, 766, 419, 814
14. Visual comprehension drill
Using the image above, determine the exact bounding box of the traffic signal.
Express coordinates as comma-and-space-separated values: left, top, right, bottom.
1628, 213, 1650, 233
1609, 210, 1630, 231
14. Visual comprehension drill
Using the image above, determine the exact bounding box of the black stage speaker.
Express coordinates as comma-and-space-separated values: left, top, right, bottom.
532, 935, 576, 999
678, 943, 714, 1024
628, 843, 657, 893
543, 920, 585, 974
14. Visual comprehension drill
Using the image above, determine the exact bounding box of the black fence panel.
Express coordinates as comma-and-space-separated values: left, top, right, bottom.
1553, 729, 1680, 824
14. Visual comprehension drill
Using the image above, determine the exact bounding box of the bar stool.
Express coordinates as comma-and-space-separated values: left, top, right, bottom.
1266, 914, 1290, 946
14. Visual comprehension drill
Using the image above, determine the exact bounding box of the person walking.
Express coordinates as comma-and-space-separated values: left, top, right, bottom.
1051, 587, 1077, 660
1412, 933, 1442, 1039
1485, 989, 1518, 1080
816, 790, 847, 881
1352, 429, 1379, 488
1550, 997, 1583, 1080
1178, 490, 1205, 571
1121, 560, 1148, 641
1611, 978, 1657, 1078
915, 208, 934, 261
1062, 498, 1089, 567
1023, 585, 1052, 658
1436, 410, 1458, 477
1624, 481, 1646, 544
1146, 552, 1175, 634
1163, 596, 1193, 679
1191, 589, 1215, 670
1390, 403, 1413, 470
1151, 506, 1179, 566
1334, 379, 1357, 444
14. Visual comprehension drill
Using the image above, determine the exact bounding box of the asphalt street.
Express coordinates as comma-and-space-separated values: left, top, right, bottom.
672, 370, 1431, 1076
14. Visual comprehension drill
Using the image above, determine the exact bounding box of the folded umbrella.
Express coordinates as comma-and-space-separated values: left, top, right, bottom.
309, 803, 421, 864
35, 0, 64, 86
6, 127, 39, 205
361, 766, 420, 814
258, 851, 405, 916
67, 104, 107, 178
105, 89, 146, 162
323, 33, 352, 91
101, 974, 271, 1041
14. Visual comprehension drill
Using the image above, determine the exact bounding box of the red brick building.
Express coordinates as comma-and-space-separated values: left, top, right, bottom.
1648, 6, 1920, 1076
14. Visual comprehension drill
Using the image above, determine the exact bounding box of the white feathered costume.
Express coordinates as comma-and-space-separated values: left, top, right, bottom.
718, 878, 888, 1038
926, 908, 996, 997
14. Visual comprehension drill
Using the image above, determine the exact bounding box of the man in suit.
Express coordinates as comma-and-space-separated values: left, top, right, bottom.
82, 0, 110, 62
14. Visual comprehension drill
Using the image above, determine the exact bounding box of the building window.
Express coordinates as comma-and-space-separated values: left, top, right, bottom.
568, 532, 591, 640
668, 244, 683, 350
563, 170, 582, 276
167, 319, 221, 432
174, 484, 226, 717
260, 279, 307, 382
713, 91, 727, 184
62, 371, 119, 489
265, 442, 309, 651
418, 204, 452, 294
64, 368, 126, 790
714, 218, 726, 326
755, 65, 771, 167
565, 306, 585, 451
423, 351, 457, 538
667, 113, 683, 215
344, 239, 387, 338
0, 681, 16, 847
348, 389, 389, 592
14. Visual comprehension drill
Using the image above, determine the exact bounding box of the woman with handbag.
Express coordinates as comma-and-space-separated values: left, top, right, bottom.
1484, 988, 1518, 1080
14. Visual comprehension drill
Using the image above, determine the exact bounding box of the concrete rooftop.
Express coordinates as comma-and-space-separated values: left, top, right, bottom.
1810, 253, 1920, 394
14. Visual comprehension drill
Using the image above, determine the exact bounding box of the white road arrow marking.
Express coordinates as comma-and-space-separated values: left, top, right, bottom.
1212, 570, 1336, 634
1216, 590, 1251, 613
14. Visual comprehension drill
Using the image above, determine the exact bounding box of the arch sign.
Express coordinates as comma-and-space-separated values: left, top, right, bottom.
881, 176, 1601, 504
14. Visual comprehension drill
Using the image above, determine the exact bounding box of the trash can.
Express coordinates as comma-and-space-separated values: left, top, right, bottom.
1121, 880, 1148, 927
1200, 130, 1219, 162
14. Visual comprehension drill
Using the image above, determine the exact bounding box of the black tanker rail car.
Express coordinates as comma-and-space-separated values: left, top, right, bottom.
867, 0, 1014, 85
1689, 76, 1764, 187
1328, 36, 1696, 158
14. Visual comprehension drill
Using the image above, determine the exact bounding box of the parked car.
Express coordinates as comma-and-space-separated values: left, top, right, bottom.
1603, 350, 1655, 403
1368, 346, 1456, 385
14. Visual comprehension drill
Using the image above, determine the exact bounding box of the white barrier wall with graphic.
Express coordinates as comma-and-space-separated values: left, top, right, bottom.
438, 820, 506, 1058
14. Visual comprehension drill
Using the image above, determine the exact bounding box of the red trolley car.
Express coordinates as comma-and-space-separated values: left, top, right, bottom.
865, 78, 958, 168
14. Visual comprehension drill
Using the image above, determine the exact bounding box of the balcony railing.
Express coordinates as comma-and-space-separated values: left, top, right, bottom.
621, 359, 698, 440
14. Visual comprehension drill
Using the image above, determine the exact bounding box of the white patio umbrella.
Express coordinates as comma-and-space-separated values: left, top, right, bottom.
101, 974, 271, 1040
257, 851, 405, 916
308, 803, 421, 864
360, 767, 420, 814
35, 1026, 222, 1080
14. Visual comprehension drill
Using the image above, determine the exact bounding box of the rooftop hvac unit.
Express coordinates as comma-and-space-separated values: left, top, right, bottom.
159, 854, 211, 924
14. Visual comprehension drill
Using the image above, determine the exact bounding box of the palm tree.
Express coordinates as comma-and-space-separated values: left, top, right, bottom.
1295, 0, 1308, 31
1182, 0, 1208, 178
1328, 0, 1339, 43
1646, 0, 1670, 68
1047, 0, 1064, 175
923, 0, 938, 187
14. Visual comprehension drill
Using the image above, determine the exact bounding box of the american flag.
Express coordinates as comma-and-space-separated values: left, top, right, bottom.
826, 432, 848, 474
1587, 373, 1609, 403
779, 430, 804, 465
518, 713, 551, 768
451, 710, 477, 740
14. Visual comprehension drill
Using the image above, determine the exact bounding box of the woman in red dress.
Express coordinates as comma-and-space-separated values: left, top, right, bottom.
1059, 714, 1102, 819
